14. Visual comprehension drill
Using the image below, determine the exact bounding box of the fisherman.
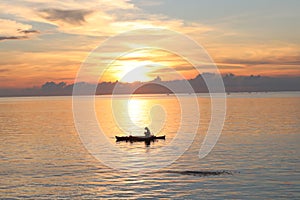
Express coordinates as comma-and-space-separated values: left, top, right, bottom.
144, 127, 151, 137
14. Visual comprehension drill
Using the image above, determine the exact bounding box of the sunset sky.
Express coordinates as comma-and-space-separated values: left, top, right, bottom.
0, 0, 300, 88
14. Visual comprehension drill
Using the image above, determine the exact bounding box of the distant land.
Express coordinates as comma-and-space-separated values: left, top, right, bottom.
1, 73, 300, 97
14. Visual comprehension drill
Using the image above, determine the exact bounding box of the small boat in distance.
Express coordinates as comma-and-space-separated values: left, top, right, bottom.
115, 135, 166, 142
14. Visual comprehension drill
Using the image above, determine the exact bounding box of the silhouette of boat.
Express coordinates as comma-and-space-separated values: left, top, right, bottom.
115, 135, 165, 142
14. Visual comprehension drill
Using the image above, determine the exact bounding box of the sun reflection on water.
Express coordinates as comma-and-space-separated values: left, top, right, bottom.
128, 99, 151, 129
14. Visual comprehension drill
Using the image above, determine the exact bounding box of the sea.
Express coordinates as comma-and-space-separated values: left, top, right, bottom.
0, 92, 299, 199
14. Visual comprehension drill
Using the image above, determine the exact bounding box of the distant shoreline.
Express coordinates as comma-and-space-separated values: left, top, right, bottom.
1, 90, 300, 98
1, 74, 300, 98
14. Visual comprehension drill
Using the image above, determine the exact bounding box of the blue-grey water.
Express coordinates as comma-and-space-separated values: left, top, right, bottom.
0, 92, 299, 199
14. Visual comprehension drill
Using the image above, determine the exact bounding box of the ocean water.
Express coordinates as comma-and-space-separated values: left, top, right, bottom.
0, 92, 299, 199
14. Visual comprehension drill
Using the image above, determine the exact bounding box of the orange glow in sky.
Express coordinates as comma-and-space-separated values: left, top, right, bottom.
0, 0, 299, 88
100, 49, 197, 83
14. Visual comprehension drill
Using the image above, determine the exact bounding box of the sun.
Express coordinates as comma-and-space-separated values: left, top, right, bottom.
100, 49, 197, 83
105, 49, 167, 82
115, 61, 159, 83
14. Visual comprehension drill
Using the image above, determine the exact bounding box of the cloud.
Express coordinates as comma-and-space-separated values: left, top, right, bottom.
39, 9, 94, 25
18, 29, 40, 34
0, 18, 40, 41
0, 0, 135, 35
0, 19, 31, 35
0, 0, 214, 37
0, 36, 27, 41
222, 55, 300, 66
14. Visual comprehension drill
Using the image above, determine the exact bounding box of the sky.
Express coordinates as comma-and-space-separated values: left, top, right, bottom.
0, 0, 299, 88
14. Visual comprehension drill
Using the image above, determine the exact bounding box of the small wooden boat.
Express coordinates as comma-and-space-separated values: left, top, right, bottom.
115, 135, 165, 142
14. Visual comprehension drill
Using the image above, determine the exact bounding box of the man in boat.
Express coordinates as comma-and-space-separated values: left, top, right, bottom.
144, 127, 151, 137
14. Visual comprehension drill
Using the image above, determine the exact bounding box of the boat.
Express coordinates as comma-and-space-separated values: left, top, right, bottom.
115, 135, 165, 142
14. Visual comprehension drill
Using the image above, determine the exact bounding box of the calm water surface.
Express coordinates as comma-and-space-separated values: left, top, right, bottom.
0, 92, 299, 199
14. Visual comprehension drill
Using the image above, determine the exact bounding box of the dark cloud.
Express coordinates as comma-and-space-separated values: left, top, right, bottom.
0, 29, 40, 42
39, 9, 94, 25
0, 36, 28, 41
18, 29, 40, 34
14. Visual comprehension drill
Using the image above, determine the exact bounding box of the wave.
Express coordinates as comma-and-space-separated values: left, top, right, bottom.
159, 170, 235, 177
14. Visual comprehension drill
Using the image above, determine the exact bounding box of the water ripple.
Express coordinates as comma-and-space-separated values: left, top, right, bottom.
158, 170, 235, 177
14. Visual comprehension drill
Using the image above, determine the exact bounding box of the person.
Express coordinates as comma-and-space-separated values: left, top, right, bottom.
144, 127, 151, 137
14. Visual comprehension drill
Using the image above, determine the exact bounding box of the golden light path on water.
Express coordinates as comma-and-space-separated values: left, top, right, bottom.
128, 99, 151, 128
95, 95, 181, 147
